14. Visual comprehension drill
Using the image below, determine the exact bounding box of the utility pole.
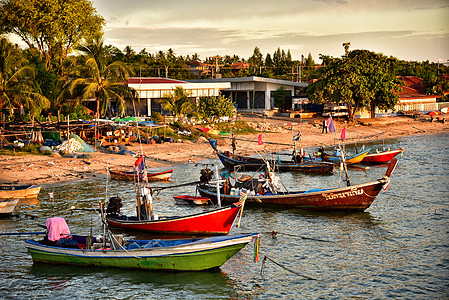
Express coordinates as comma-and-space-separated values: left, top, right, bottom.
210, 56, 223, 78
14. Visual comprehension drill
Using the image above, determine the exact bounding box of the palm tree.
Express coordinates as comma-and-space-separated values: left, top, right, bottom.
60, 36, 136, 118
159, 86, 195, 122
0, 37, 50, 119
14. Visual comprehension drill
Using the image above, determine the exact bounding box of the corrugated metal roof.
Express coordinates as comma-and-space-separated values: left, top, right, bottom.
127, 77, 187, 84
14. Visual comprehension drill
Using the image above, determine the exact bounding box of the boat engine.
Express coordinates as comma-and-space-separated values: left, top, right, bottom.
200, 168, 213, 182
106, 196, 123, 217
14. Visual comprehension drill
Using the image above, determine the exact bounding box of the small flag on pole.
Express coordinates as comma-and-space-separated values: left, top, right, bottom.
341, 128, 346, 140
258, 134, 263, 145
327, 117, 336, 133
134, 156, 146, 179
134, 156, 145, 172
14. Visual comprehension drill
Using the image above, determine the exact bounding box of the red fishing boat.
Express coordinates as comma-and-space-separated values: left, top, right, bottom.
196, 159, 398, 212
362, 148, 404, 164
105, 197, 242, 235
109, 168, 173, 181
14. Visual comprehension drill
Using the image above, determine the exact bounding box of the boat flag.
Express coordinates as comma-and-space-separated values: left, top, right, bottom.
341, 128, 346, 140
327, 117, 336, 133
134, 156, 147, 180
254, 235, 260, 262
258, 134, 263, 145
134, 156, 145, 173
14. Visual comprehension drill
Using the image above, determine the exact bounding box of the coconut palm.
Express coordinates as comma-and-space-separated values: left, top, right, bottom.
159, 86, 195, 122
0, 37, 50, 119
60, 36, 136, 118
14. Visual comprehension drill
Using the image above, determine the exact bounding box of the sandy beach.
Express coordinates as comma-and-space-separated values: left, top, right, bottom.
1, 115, 448, 185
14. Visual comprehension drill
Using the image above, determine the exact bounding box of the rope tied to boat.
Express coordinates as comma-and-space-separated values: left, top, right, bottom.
260, 255, 316, 280
242, 211, 331, 242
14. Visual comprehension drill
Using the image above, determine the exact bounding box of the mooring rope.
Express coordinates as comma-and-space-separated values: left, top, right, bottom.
260, 255, 317, 280
242, 211, 332, 242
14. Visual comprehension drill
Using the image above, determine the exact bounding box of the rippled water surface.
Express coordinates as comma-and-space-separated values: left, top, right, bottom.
1, 133, 448, 299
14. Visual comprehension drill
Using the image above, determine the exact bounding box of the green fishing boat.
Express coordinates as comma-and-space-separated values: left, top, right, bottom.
26, 233, 258, 271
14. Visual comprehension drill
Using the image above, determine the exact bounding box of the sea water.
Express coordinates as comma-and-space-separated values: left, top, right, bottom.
0, 133, 448, 299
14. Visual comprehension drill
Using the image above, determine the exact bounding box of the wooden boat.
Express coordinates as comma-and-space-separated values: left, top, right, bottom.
0, 198, 20, 215
106, 198, 242, 235
25, 232, 258, 271
302, 148, 370, 164
109, 168, 173, 181
173, 195, 211, 205
196, 159, 398, 212
362, 148, 404, 164
0, 185, 41, 200
209, 140, 333, 173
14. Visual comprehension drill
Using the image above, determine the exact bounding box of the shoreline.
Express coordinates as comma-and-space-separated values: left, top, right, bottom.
1, 115, 448, 186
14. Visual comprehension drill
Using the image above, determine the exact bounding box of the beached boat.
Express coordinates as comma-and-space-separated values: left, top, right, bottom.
196, 159, 398, 211
0, 198, 20, 215
362, 148, 404, 164
106, 197, 243, 235
109, 168, 173, 181
25, 232, 258, 271
0, 185, 41, 200
209, 140, 334, 173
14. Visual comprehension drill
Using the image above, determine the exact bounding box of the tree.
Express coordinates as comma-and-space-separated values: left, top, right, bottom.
272, 86, 290, 112
0, 37, 50, 119
248, 47, 264, 69
0, 0, 104, 71
197, 95, 235, 122
60, 36, 135, 118
307, 49, 403, 119
159, 86, 195, 122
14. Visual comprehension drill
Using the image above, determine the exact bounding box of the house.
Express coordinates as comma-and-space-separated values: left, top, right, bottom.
188, 60, 212, 77
356, 76, 441, 118
230, 62, 250, 75
188, 76, 307, 112
126, 77, 230, 116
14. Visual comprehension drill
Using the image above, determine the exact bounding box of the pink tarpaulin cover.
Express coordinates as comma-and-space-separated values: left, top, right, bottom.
46, 217, 71, 241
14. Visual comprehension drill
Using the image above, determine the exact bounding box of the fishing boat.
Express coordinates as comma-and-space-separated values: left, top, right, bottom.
196, 159, 398, 212
0, 185, 41, 200
106, 154, 243, 235
209, 140, 334, 173
106, 196, 243, 235
362, 148, 404, 164
109, 168, 173, 181
302, 147, 370, 164
0, 198, 20, 215
25, 231, 258, 271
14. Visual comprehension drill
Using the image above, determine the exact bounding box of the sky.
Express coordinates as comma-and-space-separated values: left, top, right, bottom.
29, 0, 449, 63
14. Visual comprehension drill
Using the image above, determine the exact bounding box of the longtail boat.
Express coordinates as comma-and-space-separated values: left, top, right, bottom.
362, 148, 404, 164
209, 140, 334, 173
109, 168, 173, 181
106, 198, 243, 235
196, 159, 398, 212
25, 232, 258, 271
302, 148, 370, 164
0, 185, 41, 200
0, 198, 20, 215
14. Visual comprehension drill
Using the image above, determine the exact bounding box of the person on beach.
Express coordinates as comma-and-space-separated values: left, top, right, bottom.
322, 119, 328, 133
231, 134, 236, 155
